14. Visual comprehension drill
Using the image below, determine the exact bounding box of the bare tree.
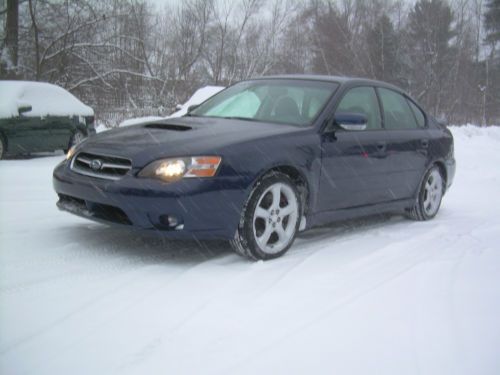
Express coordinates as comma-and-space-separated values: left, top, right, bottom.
1, 0, 498, 125
1, 0, 19, 77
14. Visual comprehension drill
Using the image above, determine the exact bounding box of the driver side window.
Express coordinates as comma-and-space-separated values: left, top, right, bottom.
335, 87, 382, 130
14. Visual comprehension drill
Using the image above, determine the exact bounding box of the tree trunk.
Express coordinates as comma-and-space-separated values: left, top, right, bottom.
4, 0, 19, 77
28, 0, 41, 80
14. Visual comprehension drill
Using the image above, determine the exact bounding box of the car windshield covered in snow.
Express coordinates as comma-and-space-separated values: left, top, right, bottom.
189, 79, 338, 126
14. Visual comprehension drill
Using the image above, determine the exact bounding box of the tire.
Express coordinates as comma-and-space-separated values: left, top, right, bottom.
407, 165, 444, 221
68, 130, 86, 150
0, 136, 5, 160
230, 172, 301, 260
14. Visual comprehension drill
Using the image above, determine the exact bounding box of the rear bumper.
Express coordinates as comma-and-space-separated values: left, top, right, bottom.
445, 157, 456, 190
53, 161, 249, 239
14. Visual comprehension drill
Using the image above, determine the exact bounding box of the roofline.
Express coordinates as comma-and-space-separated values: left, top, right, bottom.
248, 74, 405, 93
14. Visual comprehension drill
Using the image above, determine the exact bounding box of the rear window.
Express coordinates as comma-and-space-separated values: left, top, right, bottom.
407, 99, 426, 127
378, 88, 419, 130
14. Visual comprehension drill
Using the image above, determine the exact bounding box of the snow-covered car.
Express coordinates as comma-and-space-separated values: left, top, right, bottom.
117, 86, 224, 128
0, 81, 95, 159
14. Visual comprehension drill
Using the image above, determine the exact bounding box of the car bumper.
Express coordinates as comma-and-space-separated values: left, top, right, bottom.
53, 161, 249, 239
445, 157, 456, 190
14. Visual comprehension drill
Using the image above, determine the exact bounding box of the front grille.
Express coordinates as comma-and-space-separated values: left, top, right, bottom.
71, 152, 132, 180
58, 194, 132, 225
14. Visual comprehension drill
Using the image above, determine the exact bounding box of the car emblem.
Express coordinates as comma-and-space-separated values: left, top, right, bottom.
90, 159, 103, 171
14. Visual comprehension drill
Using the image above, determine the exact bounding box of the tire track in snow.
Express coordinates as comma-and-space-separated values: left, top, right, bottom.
6, 252, 243, 375
220, 221, 483, 374
0, 240, 230, 359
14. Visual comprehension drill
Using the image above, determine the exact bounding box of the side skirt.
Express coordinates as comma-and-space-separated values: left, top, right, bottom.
307, 199, 414, 229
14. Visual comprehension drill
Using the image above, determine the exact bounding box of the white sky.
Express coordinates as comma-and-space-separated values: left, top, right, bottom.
149, 0, 184, 8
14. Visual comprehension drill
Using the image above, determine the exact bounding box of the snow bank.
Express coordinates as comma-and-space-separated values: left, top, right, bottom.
450, 123, 500, 142
0, 81, 94, 119
94, 123, 108, 134
168, 85, 224, 118
114, 86, 224, 129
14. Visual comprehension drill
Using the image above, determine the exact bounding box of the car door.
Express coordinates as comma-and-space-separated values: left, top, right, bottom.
376, 87, 429, 200
44, 116, 75, 151
6, 116, 51, 154
318, 86, 394, 211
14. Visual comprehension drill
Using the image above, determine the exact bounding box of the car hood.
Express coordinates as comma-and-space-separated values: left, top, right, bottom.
79, 116, 304, 167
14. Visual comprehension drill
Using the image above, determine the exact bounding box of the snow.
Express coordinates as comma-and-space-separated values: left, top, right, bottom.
0, 125, 499, 375
115, 86, 224, 129
94, 122, 109, 134
0, 81, 94, 119
169, 86, 224, 118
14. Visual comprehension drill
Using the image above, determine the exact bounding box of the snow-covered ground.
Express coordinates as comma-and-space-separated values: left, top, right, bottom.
1, 126, 499, 375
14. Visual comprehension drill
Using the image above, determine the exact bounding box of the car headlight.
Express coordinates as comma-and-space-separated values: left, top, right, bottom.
138, 156, 222, 182
66, 146, 77, 161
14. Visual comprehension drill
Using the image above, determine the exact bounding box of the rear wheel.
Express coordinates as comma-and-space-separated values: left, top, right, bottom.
407, 166, 444, 221
230, 172, 301, 260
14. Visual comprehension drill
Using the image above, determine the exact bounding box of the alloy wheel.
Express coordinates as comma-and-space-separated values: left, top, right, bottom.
253, 182, 299, 254
422, 168, 443, 216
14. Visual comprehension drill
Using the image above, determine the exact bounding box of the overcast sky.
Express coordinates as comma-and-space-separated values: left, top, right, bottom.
148, 0, 183, 8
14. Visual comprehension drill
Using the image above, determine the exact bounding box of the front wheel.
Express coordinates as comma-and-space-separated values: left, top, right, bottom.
230, 172, 301, 260
407, 166, 444, 221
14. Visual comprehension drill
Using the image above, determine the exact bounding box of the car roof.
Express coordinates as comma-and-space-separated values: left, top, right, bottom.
0, 80, 93, 118
252, 74, 405, 93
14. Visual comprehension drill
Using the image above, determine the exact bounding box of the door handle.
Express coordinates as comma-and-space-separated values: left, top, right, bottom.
376, 142, 386, 151
421, 139, 429, 148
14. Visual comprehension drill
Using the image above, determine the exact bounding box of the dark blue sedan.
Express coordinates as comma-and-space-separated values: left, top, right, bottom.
53, 75, 456, 260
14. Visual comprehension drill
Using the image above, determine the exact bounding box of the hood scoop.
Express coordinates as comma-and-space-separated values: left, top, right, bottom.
144, 123, 192, 131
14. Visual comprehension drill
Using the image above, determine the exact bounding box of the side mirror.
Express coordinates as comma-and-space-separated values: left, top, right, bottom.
187, 104, 200, 113
18, 103, 33, 115
175, 104, 183, 111
334, 112, 367, 131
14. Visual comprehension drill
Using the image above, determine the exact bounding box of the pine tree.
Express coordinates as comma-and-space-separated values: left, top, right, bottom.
406, 0, 455, 116
367, 14, 401, 85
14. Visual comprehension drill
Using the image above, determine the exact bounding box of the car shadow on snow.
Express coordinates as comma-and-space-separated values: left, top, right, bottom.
57, 223, 234, 265
57, 212, 407, 264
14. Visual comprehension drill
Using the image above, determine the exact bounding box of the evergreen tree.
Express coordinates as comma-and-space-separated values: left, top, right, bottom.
366, 14, 401, 85
406, 0, 455, 116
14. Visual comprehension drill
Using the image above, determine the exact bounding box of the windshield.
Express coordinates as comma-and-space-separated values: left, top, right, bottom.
189, 79, 339, 126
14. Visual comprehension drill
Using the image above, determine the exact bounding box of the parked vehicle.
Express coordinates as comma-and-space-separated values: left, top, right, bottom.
0, 81, 95, 159
53, 75, 455, 260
